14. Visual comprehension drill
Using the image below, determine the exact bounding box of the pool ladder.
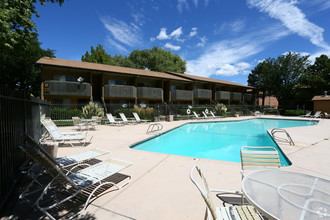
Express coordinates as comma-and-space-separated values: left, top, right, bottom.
146, 123, 163, 134
271, 128, 295, 145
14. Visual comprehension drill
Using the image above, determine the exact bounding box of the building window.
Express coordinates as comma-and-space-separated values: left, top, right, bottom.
108, 80, 126, 85
137, 82, 151, 87
54, 75, 78, 82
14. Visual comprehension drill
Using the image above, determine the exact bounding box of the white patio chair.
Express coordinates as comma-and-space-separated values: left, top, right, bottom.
19, 144, 134, 220
132, 112, 150, 123
90, 116, 102, 129
106, 113, 125, 126
72, 117, 87, 130
190, 165, 262, 220
240, 146, 281, 178
119, 112, 137, 124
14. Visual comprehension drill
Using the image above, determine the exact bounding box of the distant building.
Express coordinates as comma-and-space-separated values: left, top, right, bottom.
258, 96, 279, 108
312, 92, 330, 113
37, 57, 255, 107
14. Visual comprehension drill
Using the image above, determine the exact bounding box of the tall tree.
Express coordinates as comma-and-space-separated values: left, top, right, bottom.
82, 45, 187, 73
129, 46, 186, 73
248, 58, 277, 106
0, 0, 63, 94
81, 44, 138, 68
248, 52, 310, 108
299, 54, 330, 94
274, 52, 310, 106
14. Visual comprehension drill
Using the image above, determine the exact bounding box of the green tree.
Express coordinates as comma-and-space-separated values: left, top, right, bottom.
248, 52, 310, 108
82, 44, 138, 68
0, 0, 63, 94
300, 54, 330, 94
82, 45, 187, 73
129, 46, 186, 73
274, 52, 310, 106
248, 58, 277, 106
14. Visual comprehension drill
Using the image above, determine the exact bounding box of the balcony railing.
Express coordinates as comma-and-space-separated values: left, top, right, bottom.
171, 89, 193, 101
193, 89, 212, 99
231, 92, 242, 100
137, 87, 163, 99
215, 91, 230, 100
104, 85, 137, 98
44, 80, 91, 97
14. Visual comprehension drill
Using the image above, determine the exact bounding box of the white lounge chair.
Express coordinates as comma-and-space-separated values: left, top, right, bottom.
190, 165, 262, 220
210, 111, 221, 118
106, 113, 125, 126
132, 112, 150, 123
202, 111, 210, 119
193, 111, 204, 119
41, 118, 82, 138
312, 111, 322, 118
301, 111, 312, 117
22, 133, 110, 167
19, 144, 134, 220
240, 146, 281, 178
119, 112, 137, 124
41, 119, 93, 147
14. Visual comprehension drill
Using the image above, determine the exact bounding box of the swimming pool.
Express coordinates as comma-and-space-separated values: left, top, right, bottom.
131, 118, 317, 166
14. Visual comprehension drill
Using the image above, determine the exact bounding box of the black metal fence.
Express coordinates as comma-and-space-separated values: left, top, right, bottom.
0, 86, 49, 210
49, 102, 264, 123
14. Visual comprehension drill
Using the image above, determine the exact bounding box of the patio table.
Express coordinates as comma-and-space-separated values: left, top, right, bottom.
242, 169, 330, 219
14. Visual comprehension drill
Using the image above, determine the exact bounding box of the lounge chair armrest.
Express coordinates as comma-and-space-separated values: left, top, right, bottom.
66, 163, 92, 174
209, 189, 242, 195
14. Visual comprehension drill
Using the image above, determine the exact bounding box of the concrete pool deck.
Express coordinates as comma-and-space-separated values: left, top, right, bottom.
15, 116, 330, 219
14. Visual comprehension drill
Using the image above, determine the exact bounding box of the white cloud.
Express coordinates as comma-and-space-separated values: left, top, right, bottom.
215, 62, 251, 76
131, 12, 145, 26
197, 36, 207, 47
100, 16, 141, 47
247, 0, 330, 50
187, 25, 290, 77
215, 19, 246, 34
189, 27, 198, 37
156, 28, 170, 40
177, 0, 189, 13
164, 43, 181, 51
105, 37, 128, 53
170, 27, 183, 39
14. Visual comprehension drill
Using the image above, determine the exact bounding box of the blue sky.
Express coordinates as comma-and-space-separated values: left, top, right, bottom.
34, 0, 330, 85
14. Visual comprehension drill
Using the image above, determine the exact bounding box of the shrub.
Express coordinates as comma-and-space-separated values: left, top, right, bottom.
50, 108, 83, 120
116, 108, 134, 117
82, 102, 104, 119
214, 103, 227, 116
283, 110, 306, 116
133, 105, 155, 121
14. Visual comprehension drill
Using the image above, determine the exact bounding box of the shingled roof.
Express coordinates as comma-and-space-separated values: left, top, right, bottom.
37, 57, 252, 88
166, 71, 252, 88
37, 57, 191, 82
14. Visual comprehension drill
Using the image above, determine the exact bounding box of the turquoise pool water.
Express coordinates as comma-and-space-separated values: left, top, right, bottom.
131, 119, 318, 166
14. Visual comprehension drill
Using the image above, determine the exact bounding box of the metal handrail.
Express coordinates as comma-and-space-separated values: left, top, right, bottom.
146, 123, 163, 134
271, 128, 295, 145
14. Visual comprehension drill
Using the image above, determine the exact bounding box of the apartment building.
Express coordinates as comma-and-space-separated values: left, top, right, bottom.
37, 57, 255, 107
